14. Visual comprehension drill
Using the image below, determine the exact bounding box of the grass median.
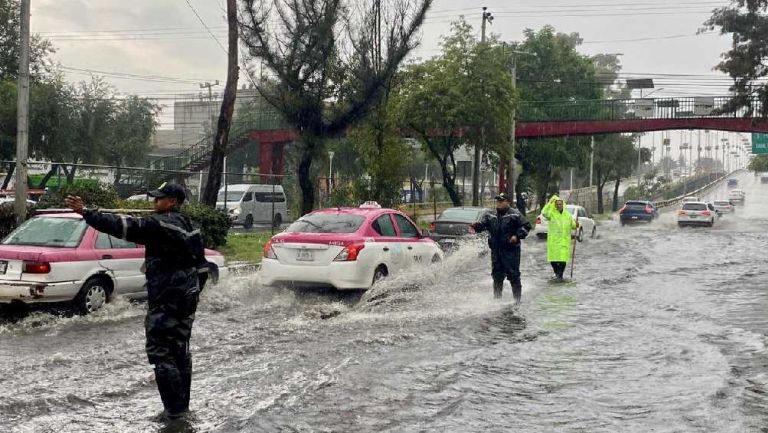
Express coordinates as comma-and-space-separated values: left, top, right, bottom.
219, 232, 272, 264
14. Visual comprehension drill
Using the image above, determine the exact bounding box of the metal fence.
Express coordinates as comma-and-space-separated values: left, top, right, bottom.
519, 96, 765, 123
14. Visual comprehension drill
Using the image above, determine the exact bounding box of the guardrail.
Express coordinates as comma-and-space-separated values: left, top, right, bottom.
653, 170, 741, 210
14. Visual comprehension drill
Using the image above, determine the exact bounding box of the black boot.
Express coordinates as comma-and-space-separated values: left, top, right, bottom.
154, 362, 187, 418
493, 281, 503, 299
511, 281, 522, 304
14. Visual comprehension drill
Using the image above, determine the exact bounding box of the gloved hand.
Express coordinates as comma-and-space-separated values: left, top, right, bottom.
198, 272, 209, 291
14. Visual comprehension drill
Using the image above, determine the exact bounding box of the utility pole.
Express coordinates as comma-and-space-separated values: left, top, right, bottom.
473, 7, 492, 206
589, 136, 595, 187
507, 51, 517, 199
200, 80, 220, 125
15, 0, 31, 225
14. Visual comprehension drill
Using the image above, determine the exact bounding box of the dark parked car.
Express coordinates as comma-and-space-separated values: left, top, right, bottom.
727, 178, 739, 187
429, 207, 493, 251
619, 200, 659, 226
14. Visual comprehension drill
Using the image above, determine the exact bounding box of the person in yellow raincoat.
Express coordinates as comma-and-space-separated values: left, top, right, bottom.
541, 194, 579, 280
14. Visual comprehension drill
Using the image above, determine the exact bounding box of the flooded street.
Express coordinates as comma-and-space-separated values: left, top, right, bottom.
3, 173, 768, 433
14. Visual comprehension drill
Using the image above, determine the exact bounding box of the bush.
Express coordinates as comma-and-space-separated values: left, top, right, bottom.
181, 203, 232, 249
37, 183, 120, 209
111, 200, 231, 249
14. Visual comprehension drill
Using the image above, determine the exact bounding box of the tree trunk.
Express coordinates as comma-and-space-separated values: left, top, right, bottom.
65, 165, 77, 184
113, 165, 122, 187
437, 161, 461, 206
596, 181, 606, 214
2, 163, 15, 190
201, 0, 239, 207
297, 149, 315, 215
38, 164, 59, 189
612, 177, 621, 211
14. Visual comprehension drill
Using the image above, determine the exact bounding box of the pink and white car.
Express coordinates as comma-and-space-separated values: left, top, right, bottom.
259, 202, 443, 290
0, 212, 226, 314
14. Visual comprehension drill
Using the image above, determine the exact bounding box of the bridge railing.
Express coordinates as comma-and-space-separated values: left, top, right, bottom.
518, 96, 766, 122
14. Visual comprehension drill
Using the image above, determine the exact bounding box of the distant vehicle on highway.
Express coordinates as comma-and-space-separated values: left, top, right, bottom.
619, 200, 659, 226
534, 204, 596, 242
428, 207, 493, 251
727, 178, 739, 187
217, 184, 287, 229
728, 189, 745, 203
677, 202, 717, 227
259, 202, 443, 290
712, 200, 735, 215
0, 212, 225, 314
681, 196, 700, 204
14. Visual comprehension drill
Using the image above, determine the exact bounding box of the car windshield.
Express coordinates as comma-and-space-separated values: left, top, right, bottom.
682, 203, 707, 211
714, 201, 730, 206
2, 217, 87, 247
286, 213, 366, 233
217, 191, 245, 202
565, 206, 578, 215
438, 209, 482, 222
625, 202, 648, 210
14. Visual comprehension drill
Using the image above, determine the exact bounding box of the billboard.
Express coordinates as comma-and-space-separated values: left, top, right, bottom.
752, 133, 768, 154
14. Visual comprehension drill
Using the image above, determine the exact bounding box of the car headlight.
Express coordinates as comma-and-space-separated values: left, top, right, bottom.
230, 208, 241, 216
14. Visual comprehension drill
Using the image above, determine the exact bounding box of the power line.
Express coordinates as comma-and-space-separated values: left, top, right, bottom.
183, 0, 228, 54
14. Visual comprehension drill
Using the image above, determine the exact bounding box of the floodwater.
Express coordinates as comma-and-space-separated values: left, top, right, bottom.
2, 172, 768, 432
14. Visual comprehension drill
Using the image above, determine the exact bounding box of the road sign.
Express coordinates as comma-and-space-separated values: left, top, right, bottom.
752, 133, 768, 154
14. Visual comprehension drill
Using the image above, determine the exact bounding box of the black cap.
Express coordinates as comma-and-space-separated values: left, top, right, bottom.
148, 182, 186, 204
495, 193, 511, 202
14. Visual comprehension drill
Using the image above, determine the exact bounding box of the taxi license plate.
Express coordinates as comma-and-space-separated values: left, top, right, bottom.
296, 250, 314, 262
689, 215, 697, 218
631, 216, 638, 219
0, 261, 6, 274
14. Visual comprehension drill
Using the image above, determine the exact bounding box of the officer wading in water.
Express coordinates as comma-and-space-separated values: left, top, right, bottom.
65, 183, 208, 421
471, 193, 532, 302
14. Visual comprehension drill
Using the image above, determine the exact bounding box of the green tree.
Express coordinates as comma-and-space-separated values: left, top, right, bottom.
513, 27, 603, 207
103, 96, 159, 186
393, 19, 514, 206
706, 2, 768, 116
0, 0, 54, 80
748, 154, 768, 172
240, 0, 432, 215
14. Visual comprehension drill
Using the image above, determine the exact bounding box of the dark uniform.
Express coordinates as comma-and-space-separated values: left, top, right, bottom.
81, 184, 207, 418
472, 203, 532, 301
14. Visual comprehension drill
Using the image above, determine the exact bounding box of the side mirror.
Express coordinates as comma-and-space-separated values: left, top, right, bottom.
421, 228, 431, 238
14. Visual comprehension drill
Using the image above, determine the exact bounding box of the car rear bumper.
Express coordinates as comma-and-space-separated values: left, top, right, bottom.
677, 218, 712, 225
620, 214, 654, 223
0, 280, 81, 304
259, 259, 371, 290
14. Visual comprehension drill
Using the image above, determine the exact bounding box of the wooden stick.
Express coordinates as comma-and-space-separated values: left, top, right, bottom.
570, 214, 579, 279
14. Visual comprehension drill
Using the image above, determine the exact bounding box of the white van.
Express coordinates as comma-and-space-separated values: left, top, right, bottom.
217, 184, 288, 229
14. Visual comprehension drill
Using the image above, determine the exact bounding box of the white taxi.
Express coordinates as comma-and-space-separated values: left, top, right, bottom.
259, 202, 443, 290
0, 212, 226, 314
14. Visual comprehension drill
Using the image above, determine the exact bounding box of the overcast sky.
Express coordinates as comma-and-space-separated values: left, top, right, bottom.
30, 0, 748, 153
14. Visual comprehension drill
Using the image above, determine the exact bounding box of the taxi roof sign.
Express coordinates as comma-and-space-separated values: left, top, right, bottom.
359, 201, 382, 209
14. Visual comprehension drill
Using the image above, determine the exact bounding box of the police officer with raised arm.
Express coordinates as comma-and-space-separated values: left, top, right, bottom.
65, 183, 208, 420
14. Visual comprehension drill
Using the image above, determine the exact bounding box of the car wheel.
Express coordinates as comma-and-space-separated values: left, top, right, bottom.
372, 265, 388, 285
244, 214, 254, 230
74, 277, 112, 315
591, 227, 597, 239
431, 254, 442, 264
272, 213, 283, 229
678, 222, 684, 228
576, 229, 584, 243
